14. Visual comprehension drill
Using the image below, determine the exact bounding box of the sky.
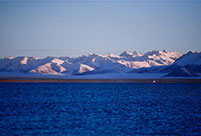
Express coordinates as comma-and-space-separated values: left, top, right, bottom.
0, 0, 201, 57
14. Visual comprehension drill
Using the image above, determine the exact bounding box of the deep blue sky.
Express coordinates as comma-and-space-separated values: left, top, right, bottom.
0, 0, 201, 57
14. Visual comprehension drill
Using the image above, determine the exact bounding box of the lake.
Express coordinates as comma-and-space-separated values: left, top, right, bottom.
0, 83, 200, 135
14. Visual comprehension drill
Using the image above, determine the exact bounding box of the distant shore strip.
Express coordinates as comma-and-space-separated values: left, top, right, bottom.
0, 78, 201, 83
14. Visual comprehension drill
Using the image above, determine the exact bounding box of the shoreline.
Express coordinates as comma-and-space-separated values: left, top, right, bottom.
0, 77, 201, 83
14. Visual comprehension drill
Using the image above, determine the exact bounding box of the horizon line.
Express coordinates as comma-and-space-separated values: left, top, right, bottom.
1, 0, 201, 2
1, 49, 199, 59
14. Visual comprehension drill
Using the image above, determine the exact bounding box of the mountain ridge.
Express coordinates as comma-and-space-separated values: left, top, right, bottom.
0, 50, 200, 78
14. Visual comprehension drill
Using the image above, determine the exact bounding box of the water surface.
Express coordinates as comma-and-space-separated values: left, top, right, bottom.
0, 83, 200, 135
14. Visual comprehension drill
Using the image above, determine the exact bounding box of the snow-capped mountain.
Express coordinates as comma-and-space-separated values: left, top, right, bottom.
164, 51, 201, 77
174, 51, 201, 66
1, 50, 195, 77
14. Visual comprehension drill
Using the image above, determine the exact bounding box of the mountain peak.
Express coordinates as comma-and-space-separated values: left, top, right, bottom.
186, 50, 198, 55
173, 50, 201, 66
7, 56, 15, 59
107, 53, 120, 58
87, 53, 96, 56
119, 50, 132, 57
145, 50, 161, 56
133, 51, 138, 55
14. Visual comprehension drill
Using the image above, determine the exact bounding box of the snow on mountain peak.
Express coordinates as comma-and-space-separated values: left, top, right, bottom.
142, 50, 181, 66
132, 51, 143, 57
77, 64, 94, 74
145, 50, 163, 56
20, 56, 28, 65
105, 53, 120, 59
85, 53, 97, 57
51, 58, 64, 65
119, 50, 133, 57
0, 50, 188, 76
7, 56, 15, 59
34, 63, 59, 75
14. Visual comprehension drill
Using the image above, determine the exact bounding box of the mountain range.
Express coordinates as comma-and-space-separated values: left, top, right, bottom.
0, 50, 200, 78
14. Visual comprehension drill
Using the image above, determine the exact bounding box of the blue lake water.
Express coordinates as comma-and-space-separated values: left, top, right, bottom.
0, 83, 201, 136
